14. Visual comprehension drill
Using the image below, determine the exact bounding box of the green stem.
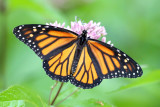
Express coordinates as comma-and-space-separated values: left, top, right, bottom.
48, 81, 58, 105
55, 87, 80, 107
51, 82, 64, 105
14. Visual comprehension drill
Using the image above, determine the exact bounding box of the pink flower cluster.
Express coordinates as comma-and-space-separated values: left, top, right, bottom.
47, 18, 107, 42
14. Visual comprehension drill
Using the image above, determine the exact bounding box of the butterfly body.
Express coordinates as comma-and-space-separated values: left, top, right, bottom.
71, 30, 88, 74
13, 24, 143, 89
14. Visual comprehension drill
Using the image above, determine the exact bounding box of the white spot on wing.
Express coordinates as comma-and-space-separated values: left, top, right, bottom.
117, 49, 120, 53
19, 26, 22, 29
28, 40, 31, 43
45, 26, 49, 28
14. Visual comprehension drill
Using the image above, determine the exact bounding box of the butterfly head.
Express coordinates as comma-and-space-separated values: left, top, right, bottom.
79, 30, 87, 45
82, 30, 87, 38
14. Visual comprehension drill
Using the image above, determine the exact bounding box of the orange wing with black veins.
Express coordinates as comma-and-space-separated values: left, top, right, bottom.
87, 39, 143, 79
70, 45, 102, 89
43, 43, 77, 82
13, 24, 78, 60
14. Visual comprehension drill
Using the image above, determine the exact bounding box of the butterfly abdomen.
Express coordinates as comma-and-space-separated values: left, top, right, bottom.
71, 48, 82, 74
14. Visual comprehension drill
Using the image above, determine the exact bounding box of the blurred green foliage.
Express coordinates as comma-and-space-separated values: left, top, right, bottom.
0, 0, 160, 107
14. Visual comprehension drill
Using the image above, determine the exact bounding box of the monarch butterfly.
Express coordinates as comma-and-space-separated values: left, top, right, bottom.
13, 24, 143, 89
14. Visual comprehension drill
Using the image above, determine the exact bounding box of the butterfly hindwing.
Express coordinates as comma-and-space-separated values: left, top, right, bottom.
87, 39, 143, 79
13, 24, 78, 60
70, 45, 102, 89
43, 43, 77, 82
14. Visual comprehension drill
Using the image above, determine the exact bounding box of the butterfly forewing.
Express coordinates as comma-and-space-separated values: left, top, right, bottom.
13, 24, 78, 60
87, 39, 143, 79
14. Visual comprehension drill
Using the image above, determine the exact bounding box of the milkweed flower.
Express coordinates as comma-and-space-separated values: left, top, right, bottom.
47, 17, 107, 42
46, 21, 65, 28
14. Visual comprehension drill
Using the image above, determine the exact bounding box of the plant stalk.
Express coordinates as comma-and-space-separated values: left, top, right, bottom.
48, 81, 58, 105
51, 82, 64, 105
55, 87, 80, 107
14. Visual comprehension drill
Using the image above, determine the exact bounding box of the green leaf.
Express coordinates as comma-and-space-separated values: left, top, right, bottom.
108, 69, 160, 94
0, 85, 46, 107
0, 100, 25, 107
59, 98, 113, 107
